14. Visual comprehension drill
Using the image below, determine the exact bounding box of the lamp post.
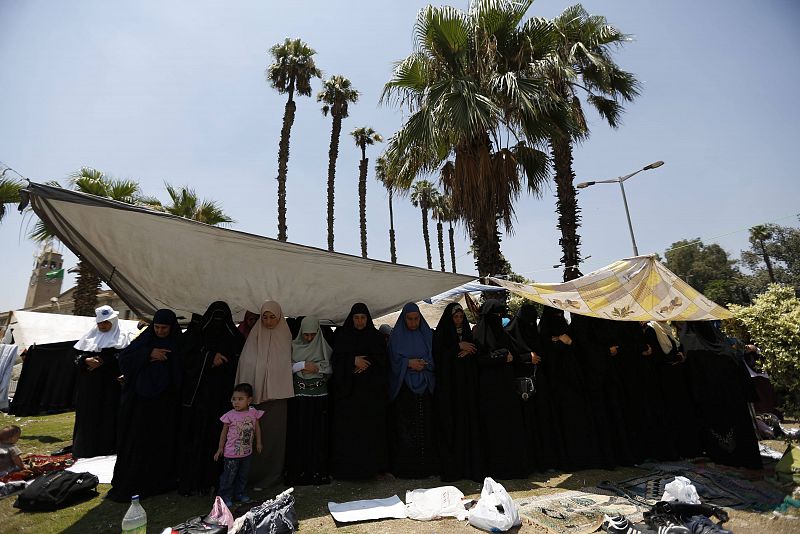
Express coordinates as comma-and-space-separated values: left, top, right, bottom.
577, 161, 664, 256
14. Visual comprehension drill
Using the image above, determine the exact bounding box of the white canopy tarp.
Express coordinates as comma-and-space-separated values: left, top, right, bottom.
23, 183, 474, 323
2, 310, 140, 350
489, 255, 732, 321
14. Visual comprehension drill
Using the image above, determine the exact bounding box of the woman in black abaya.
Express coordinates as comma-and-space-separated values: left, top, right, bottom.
330, 303, 389, 480
645, 321, 702, 460
569, 315, 634, 466
108, 309, 184, 502
178, 301, 244, 495
473, 300, 529, 480
679, 321, 761, 469
505, 304, 562, 472
433, 302, 483, 482
72, 305, 130, 458
538, 306, 603, 470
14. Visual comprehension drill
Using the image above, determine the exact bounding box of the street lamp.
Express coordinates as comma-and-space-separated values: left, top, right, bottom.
576, 161, 664, 256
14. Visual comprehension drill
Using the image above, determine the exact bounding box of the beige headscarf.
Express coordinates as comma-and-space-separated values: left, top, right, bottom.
235, 301, 294, 403
647, 321, 679, 354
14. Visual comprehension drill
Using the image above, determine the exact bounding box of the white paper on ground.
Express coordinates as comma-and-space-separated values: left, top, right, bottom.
66, 455, 116, 484
328, 495, 407, 522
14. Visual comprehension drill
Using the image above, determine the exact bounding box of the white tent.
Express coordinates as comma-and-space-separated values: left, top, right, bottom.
23, 183, 474, 323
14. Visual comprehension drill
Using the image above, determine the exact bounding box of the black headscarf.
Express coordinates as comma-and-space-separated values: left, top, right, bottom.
181, 301, 244, 407
434, 302, 473, 348
119, 308, 183, 399
505, 304, 541, 353
332, 303, 386, 398
473, 300, 527, 353
538, 306, 569, 340
677, 321, 732, 354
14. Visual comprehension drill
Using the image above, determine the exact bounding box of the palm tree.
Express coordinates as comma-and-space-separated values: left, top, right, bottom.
0, 175, 23, 224
382, 1, 564, 277
147, 183, 235, 225
318, 76, 359, 251
437, 187, 459, 273
350, 126, 383, 258
750, 225, 776, 283
545, 5, 640, 280
29, 168, 146, 316
374, 155, 398, 263
410, 180, 439, 270
267, 38, 322, 241
431, 193, 447, 272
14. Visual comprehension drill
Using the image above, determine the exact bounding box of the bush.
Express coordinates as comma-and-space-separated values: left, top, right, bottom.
726, 284, 800, 417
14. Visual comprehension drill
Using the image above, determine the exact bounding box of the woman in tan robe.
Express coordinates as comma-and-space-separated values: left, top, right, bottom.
235, 300, 294, 488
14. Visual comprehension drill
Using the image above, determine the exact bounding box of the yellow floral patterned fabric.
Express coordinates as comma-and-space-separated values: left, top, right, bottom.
490, 256, 731, 321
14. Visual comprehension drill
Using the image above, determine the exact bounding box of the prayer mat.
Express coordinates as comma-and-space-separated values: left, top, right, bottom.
604, 463, 784, 511
515, 490, 649, 534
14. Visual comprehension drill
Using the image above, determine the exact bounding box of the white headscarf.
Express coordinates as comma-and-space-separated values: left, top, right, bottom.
647, 321, 679, 354
291, 316, 332, 379
235, 300, 294, 403
73, 306, 131, 352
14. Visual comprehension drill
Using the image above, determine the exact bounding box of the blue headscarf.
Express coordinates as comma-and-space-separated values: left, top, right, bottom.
388, 302, 434, 399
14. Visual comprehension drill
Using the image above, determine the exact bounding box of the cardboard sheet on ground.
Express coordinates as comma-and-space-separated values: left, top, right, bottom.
490, 255, 731, 321
327, 495, 406, 522
23, 183, 473, 323
67, 455, 116, 484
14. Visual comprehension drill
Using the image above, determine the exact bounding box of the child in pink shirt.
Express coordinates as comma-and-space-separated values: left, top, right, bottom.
214, 383, 263, 507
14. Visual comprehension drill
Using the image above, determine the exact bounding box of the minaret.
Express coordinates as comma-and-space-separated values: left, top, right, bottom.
24, 241, 64, 309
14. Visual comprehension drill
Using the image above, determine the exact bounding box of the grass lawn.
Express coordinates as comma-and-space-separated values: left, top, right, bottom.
1, 411, 797, 533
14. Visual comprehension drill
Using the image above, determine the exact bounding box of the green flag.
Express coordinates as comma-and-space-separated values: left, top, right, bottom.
45, 268, 64, 280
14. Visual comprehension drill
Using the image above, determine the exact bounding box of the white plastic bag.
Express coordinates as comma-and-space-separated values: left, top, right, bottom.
468, 477, 521, 532
661, 476, 701, 504
405, 486, 468, 521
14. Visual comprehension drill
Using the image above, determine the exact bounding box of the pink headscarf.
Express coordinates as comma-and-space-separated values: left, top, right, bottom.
235, 301, 294, 403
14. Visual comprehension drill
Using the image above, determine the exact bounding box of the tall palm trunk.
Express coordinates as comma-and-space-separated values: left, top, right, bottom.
421, 208, 432, 269
358, 146, 368, 258
73, 261, 100, 316
471, 219, 503, 278
326, 113, 343, 251
758, 239, 776, 283
448, 221, 456, 273
276, 85, 296, 242
437, 221, 445, 272
388, 189, 397, 263
552, 136, 582, 281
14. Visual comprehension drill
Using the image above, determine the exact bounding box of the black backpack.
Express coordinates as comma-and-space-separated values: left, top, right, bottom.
14, 470, 99, 511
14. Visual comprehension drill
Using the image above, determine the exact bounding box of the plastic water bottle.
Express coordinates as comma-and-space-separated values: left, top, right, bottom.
121, 495, 147, 533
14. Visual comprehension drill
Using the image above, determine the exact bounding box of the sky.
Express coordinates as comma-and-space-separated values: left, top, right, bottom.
1, 0, 798, 312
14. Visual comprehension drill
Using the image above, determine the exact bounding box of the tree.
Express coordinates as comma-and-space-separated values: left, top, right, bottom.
318, 75, 359, 251
350, 126, 383, 258
431, 192, 448, 272
149, 183, 234, 225
545, 5, 640, 280
0, 175, 23, 224
267, 38, 321, 241
437, 188, 459, 273
375, 155, 398, 263
663, 239, 748, 306
382, 0, 563, 277
410, 180, 439, 270
727, 284, 800, 417
741, 223, 800, 295
29, 168, 146, 316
